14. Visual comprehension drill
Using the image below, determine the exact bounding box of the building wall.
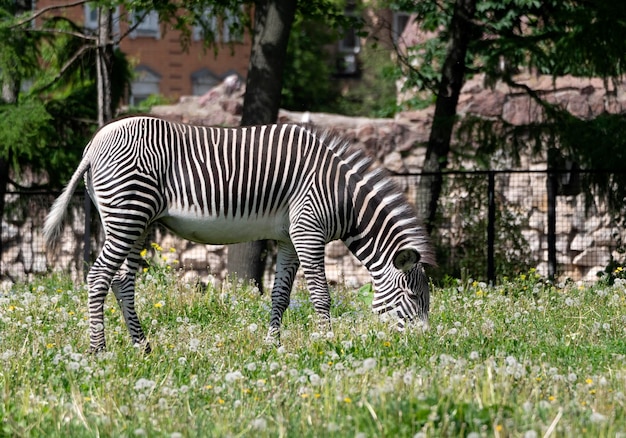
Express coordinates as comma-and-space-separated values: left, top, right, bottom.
34, 1, 252, 101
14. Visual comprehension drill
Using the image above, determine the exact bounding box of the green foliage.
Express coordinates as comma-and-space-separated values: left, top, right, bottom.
126, 93, 173, 114
2, 270, 626, 435
280, 12, 338, 112
330, 44, 400, 117
0, 3, 133, 185
0, 99, 52, 170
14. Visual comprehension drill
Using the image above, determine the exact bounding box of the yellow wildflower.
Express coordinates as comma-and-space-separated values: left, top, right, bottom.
140, 249, 148, 258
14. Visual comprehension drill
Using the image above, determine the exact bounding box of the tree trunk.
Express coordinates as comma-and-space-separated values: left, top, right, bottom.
417, 0, 477, 233
96, 7, 114, 126
227, 0, 297, 291
82, 7, 114, 274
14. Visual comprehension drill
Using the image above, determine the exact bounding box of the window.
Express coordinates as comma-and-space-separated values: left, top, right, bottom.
193, 7, 242, 43
130, 65, 161, 106
84, 3, 99, 30
130, 10, 160, 39
84, 4, 120, 34
392, 11, 412, 43
191, 69, 221, 96
336, 2, 361, 76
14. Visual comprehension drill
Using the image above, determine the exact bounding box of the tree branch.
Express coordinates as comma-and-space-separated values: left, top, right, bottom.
116, 9, 151, 43
10, 0, 90, 29
31, 45, 92, 94
26, 27, 97, 42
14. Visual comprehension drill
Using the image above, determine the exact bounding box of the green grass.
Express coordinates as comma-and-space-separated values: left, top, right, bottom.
1, 265, 626, 437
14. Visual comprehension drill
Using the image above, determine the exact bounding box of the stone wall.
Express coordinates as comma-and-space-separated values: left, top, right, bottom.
3, 72, 626, 287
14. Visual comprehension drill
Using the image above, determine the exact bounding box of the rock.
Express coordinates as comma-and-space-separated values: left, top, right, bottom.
572, 247, 611, 267
570, 234, 594, 252
383, 151, 407, 174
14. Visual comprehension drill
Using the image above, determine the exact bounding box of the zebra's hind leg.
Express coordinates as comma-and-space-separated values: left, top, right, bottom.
111, 232, 151, 353
87, 220, 149, 353
291, 233, 332, 334
265, 241, 300, 345
87, 238, 136, 353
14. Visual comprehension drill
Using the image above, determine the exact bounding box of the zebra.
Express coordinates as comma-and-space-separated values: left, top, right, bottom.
43, 116, 435, 352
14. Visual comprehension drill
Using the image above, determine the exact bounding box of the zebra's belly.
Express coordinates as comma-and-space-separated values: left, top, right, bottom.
158, 210, 290, 244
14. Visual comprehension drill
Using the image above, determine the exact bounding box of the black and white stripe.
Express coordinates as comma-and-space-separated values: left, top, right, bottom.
44, 116, 434, 351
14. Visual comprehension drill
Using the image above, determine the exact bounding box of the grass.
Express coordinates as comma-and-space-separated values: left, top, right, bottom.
1, 260, 626, 437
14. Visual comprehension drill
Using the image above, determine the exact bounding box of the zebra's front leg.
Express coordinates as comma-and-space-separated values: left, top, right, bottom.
111, 234, 150, 353
265, 241, 300, 345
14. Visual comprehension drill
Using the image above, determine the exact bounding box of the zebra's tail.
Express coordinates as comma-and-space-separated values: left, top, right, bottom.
43, 148, 92, 249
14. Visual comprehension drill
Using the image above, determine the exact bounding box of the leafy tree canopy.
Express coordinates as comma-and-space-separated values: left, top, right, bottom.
389, 0, 626, 208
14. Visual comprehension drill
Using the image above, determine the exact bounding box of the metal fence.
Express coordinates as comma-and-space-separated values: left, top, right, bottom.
1, 170, 624, 286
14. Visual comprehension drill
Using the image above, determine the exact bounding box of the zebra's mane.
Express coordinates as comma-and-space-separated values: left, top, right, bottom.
314, 128, 436, 266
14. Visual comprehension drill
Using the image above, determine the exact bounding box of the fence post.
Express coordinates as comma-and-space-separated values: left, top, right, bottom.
547, 152, 558, 280
487, 171, 496, 285
83, 193, 91, 281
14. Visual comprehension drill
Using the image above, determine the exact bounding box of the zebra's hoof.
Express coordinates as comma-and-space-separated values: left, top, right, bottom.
89, 345, 106, 355
264, 334, 281, 347
134, 340, 152, 354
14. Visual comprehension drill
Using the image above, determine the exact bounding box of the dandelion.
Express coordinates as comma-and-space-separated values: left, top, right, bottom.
246, 362, 257, 372
140, 249, 148, 258
248, 323, 258, 333
327, 423, 340, 432
250, 418, 267, 431
343, 397, 352, 403
189, 338, 201, 352
362, 358, 377, 371
225, 371, 243, 383
154, 301, 164, 308
137, 378, 157, 391
590, 412, 607, 423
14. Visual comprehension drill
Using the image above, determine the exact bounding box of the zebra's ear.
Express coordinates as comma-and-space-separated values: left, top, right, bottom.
393, 248, 420, 272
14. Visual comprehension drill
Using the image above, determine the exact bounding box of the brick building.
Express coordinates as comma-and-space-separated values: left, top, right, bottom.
35, 1, 252, 104
32, 1, 410, 105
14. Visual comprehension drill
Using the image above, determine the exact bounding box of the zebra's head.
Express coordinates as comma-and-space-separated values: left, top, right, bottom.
371, 248, 430, 330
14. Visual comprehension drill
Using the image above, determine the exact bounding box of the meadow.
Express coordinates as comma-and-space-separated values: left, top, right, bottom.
1, 249, 626, 437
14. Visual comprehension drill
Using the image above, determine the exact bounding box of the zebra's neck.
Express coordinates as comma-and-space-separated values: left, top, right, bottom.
341, 173, 433, 272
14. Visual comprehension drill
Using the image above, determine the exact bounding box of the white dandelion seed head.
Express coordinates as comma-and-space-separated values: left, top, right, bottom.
590, 412, 607, 423
362, 358, 377, 371
250, 418, 267, 431
225, 371, 244, 383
